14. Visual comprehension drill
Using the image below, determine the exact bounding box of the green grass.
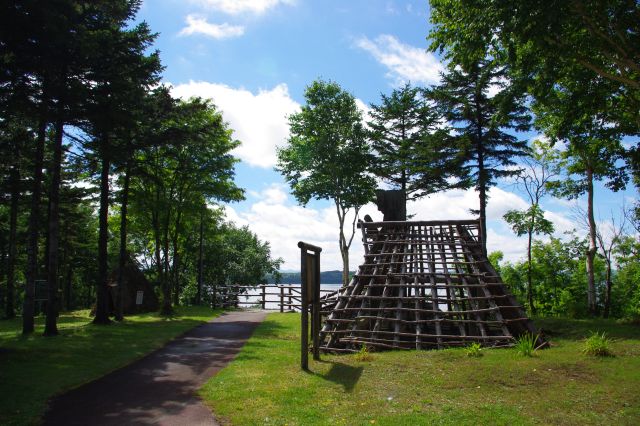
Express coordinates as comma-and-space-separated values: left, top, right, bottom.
0, 306, 221, 426
200, 314, 640, 425
583, 331, 613, 357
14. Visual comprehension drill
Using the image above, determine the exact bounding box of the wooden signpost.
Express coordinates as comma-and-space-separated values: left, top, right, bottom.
298, 241, 322, 370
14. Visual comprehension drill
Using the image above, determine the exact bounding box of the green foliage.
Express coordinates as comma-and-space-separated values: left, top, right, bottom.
367, 83, 462, 200
430, 58, 530, 252
277, 79, 376, 285
277, 79, 375, 208
488, 251, 503, 272
427, 0, 639, 136
514, 333, 538, 357
464, 342, 483, 358
504, 205, 554, 238
354, 345, 374, 362
583, 331, 613, 357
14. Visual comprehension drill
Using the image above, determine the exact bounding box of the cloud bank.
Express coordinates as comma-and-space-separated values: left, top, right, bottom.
171, 81, 300, 168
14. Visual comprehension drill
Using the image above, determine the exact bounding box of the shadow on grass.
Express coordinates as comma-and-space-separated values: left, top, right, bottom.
312, 361, 363, 392
253, 319, 289, 339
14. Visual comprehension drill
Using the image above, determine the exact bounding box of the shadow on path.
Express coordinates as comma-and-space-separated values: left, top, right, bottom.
43, 310, 267, 426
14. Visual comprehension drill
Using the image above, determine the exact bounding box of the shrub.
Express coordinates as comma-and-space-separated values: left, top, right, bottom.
354, 345, 374, 362
583, 331, 613, 357
464, 342, 483, 358
514, 333, 538, 357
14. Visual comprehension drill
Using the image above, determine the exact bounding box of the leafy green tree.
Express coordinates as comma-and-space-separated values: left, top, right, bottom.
503, 140, 561, 313
535, 65, 628, 316
612, 235, 640, 318
504, 205, 554, 313
80, 2, 161, 325
431, 59, 530, 254
277, 79, 376, 286
130, 97, 243, 314
428, 0, 639, 132
368, 83, 462, 206
428, 0, 640, 223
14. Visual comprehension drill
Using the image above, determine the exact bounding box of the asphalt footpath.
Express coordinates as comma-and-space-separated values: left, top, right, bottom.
42, 310, 267, 426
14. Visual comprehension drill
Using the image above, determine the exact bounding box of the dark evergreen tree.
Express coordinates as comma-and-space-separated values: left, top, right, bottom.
431, 59, 530, 254
368, 83, 465, 207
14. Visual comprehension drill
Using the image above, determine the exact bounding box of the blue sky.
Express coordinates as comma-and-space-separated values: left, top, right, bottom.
137, 0, 637, 271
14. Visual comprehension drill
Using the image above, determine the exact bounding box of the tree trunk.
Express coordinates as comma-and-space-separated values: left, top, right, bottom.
603, 259, 612, 318
115, 160, 131, 321
585, 168, 598, 316
341, 246, 349, 287
161, 213, 173, 315
93, 140, 111, 325
527, 229, 535, 314
60, 219, 69, 311
23, 116, 46, 335
171, 210, 182, 306
5, 142, 20, 319
476, 126, 488, 257
44, 117, 64, 336
196, 208, 204, 305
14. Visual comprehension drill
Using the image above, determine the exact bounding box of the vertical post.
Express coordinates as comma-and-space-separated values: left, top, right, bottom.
312, 251, 321, 361
280, 286, 284, 313
288, 286, 292, 311
299, 247, 309, 371
298, 241, 322, 370
261, 284, 266, 310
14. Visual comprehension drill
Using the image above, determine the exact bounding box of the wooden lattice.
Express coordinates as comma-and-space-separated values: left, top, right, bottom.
320, 219, 544, 352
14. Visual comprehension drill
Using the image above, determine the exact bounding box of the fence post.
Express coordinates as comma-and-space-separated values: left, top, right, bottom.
280, 286, 284, 313
261, 284, 266, 310
288, 286, 292, 311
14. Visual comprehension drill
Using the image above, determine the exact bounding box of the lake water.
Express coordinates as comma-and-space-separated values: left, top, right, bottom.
236, 283, 343, 310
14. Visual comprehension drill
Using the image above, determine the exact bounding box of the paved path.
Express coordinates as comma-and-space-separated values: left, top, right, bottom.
43, 310, 267, 426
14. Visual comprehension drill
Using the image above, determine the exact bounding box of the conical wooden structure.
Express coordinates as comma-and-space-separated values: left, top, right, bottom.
320, 220, 544, 352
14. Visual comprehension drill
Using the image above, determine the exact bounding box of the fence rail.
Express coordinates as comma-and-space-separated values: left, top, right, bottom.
213, 284, 338, 312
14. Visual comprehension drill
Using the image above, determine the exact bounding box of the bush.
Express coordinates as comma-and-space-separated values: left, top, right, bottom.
354, 345, 374, 362
583, 331, 613, 357
464, 342, 483, 358
514, 333, 539, 357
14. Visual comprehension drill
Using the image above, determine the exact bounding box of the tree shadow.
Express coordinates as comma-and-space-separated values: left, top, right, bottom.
311, 361, 363, 392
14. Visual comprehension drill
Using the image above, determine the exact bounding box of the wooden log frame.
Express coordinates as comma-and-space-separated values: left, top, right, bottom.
319, 219, 546, 353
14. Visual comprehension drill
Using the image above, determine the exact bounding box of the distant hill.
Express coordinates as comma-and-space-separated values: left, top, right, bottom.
265, 270, 354, 284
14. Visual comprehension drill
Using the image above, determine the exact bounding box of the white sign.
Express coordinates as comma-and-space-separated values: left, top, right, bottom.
136, 291, 144, 305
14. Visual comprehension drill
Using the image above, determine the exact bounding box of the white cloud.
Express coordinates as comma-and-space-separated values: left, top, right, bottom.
193, 0, 295, 15
171, 81, 300, 168
355, 34, 444, 86
179, 15, 245, 39
222, 186, 539, 272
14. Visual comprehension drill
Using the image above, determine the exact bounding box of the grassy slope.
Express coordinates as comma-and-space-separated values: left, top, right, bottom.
0, 306, 221, 426
200, 313, 640, 425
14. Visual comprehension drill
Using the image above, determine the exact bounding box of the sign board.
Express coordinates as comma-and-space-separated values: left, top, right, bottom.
298, 241, 322, 370
136, 291, 144, 305
306, 255, 316, 304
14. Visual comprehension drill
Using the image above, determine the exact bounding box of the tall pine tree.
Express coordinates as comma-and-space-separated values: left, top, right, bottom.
431, 59, 530, 254
368, 83, 465, 208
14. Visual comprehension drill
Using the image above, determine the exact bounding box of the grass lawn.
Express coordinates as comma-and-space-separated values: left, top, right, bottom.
0, 306, 221, 426
200, 313, 640, 425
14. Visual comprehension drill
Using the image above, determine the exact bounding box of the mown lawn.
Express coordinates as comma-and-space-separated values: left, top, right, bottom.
200, 313, 640, 425
0, 306, 221, 426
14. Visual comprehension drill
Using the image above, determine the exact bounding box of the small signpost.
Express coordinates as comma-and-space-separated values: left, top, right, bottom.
298, 241, 321, 370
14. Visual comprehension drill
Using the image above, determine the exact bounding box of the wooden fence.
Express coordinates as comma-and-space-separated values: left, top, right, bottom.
213, 284, 338, 313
